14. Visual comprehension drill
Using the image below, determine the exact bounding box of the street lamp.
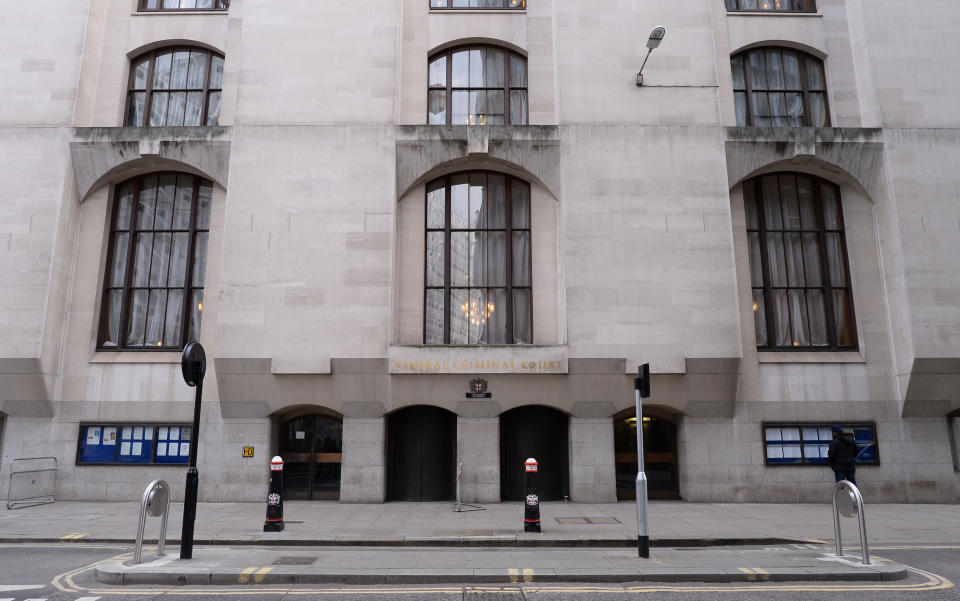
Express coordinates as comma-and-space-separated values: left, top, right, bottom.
179, 340, 206, 560
636, 26, 666, 86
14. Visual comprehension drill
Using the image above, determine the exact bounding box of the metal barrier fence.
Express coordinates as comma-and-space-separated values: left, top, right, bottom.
832, 480, 870, 565
6, 457, 57, 510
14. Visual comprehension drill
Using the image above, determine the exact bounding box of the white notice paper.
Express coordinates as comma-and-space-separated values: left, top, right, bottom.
133, 427, 144, 440
157, 442, 167, 456
86, 427, 101, 445
182, 427, 190, 441
103, 427, 117, 445
123, 427, 132, 439
144, 426, 153, 440
169, 427, 180, 440
158, 427, 168, 440
296, 431, 305, 439
132, 442, 142, 456
120, 442, 131, 456
180, 442, 190, 456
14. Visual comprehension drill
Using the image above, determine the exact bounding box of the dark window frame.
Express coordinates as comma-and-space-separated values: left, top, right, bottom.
725, 0, 815, 12
744, 173, 857, 351
732, 47, 830, 127
424, 171, 533, 345
428, 45, 528, 126
762, 422, 879, 466
137, 0, 229, 11
76, 422, 193, 466
125, 46, 224, 127
96, 172, 211, 352
429, 0, 525, 9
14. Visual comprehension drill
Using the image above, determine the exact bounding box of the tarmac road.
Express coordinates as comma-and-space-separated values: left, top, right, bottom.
0, 542, 955, 601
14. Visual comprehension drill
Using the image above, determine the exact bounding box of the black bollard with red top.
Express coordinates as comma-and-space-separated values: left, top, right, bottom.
524, 457, 541, 532
263, 455, 285, 532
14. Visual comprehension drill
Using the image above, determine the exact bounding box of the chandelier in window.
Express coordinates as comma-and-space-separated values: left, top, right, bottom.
461, 300, 495, 326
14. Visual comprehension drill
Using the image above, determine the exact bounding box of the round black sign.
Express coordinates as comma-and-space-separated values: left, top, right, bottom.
181, 341, 206, 387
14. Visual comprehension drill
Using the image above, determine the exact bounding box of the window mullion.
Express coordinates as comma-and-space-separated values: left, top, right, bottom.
743, 52, 755, 126
504, 53, 511, 125
446, 51, 453, 126
816, 183, 839, 349
118, 179, 142, 349
142, 51, 157, 127
179, 176, 200, 346
444, 176, 451, 344
753, 180, 776, 350
201, 50, 212, 125
505, 176, 514, 342
798, 52, 813, 127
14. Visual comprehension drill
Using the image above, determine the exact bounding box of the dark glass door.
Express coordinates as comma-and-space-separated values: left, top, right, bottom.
387, 406, 456, 501
279, 414, 342, 500
500, 406, 569, 501
614, 413, 680, 500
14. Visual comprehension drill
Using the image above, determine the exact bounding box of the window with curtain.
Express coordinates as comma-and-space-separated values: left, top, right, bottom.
743, 174, 856, 351
126, 47, 224, 127
98, 173, 212, 350
731, 47, 828, 126
138, 0, 229, 10
428, 46, 527, 125
425, 173, 532, 344
430, 0, 525, 8
725, 0, 815, 11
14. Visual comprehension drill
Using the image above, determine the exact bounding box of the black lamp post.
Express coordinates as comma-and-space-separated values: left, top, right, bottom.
179, 340, 206, 560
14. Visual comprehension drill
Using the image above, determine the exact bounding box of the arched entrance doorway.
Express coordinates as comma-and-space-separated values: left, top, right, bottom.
387, 405, 457, 501
279, 413, 343, 500
614, 409, 680, 500
500, 405, 569, 501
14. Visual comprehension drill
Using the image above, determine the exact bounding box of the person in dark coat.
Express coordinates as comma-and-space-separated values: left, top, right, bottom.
828, 425, 858, 485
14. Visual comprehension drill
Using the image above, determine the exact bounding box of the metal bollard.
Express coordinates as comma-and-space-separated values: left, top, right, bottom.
263, 455, 284, 532
132, 479, 170, 565
832, 480, 870, 565
523, 457, 541, 532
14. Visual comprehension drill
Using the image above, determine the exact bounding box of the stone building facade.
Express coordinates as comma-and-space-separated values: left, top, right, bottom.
1, 0, 959, 504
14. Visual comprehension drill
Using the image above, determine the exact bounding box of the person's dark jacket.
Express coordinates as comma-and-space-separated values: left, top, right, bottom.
828, 433, 857, 473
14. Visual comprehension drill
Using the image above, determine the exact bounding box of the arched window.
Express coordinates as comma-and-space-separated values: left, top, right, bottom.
731, 47, 828, 127
725, 0, 815, 11
428, 46, 527, 125
98, 173, 212, 350
425, 172, 532, 344
126, 47, 224, 127
743, 173, 856, 350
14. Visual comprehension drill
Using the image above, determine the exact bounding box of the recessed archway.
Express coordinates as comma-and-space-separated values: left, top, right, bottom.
276, 408, 343, 501
613, 407, 680, 500
386, 405, 457, 501
499, 405, 569, 501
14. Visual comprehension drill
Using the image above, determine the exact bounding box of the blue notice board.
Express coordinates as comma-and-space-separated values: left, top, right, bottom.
78, 425, 118, 463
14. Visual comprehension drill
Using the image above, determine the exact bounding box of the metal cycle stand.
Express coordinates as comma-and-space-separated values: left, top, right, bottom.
832, 480, 871, 565
132, 479, 171, 565
452, 460, 485, 512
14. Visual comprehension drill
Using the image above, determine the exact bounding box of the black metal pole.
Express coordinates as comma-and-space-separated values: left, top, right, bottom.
180, 374, 203, 559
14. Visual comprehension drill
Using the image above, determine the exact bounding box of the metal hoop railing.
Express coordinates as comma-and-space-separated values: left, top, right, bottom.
832, 480, 870, 565
133, 479, 171, 564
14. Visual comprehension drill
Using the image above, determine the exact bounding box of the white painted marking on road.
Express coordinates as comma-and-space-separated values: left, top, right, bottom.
23, 597, 48, 601
0, 597, 15, 601
0, 585, 45, 591
75, 597, 102, 601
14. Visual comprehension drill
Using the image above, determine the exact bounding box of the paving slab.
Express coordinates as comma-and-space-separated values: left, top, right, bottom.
93, 545, 908, 586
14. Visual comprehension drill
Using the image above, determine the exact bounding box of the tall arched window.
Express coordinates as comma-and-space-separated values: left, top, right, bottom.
731, 47, 828, 127
98, 173, 212, 350
428, 46, 527, 125
126, 47, 224, 127
743, 173, 856, 350
425, 172, 532, 344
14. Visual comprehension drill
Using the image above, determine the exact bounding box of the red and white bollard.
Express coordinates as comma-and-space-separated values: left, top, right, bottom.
524, 457, 541, 532
263, 455, 284, 532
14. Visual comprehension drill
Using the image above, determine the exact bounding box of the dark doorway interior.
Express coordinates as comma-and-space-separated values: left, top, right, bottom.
387, 405, 456, 501
279, 413, 343, 500
500, 405, 569, 501
614, 411, 680, 500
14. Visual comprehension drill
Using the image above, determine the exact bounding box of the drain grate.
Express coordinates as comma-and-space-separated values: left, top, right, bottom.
272, 556, 318, 565
555, 517, 621, 525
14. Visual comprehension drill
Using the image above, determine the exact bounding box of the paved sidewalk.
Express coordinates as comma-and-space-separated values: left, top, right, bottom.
94, 545, 907, 585
1, 500, 958, 546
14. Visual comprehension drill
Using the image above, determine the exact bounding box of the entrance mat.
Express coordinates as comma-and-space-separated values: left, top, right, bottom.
272, 556, 319, 565
555, 517, 621, 525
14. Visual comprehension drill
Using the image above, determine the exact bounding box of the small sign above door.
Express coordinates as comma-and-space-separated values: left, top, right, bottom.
466, 377, 492, 399
242, 446, 254, 458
